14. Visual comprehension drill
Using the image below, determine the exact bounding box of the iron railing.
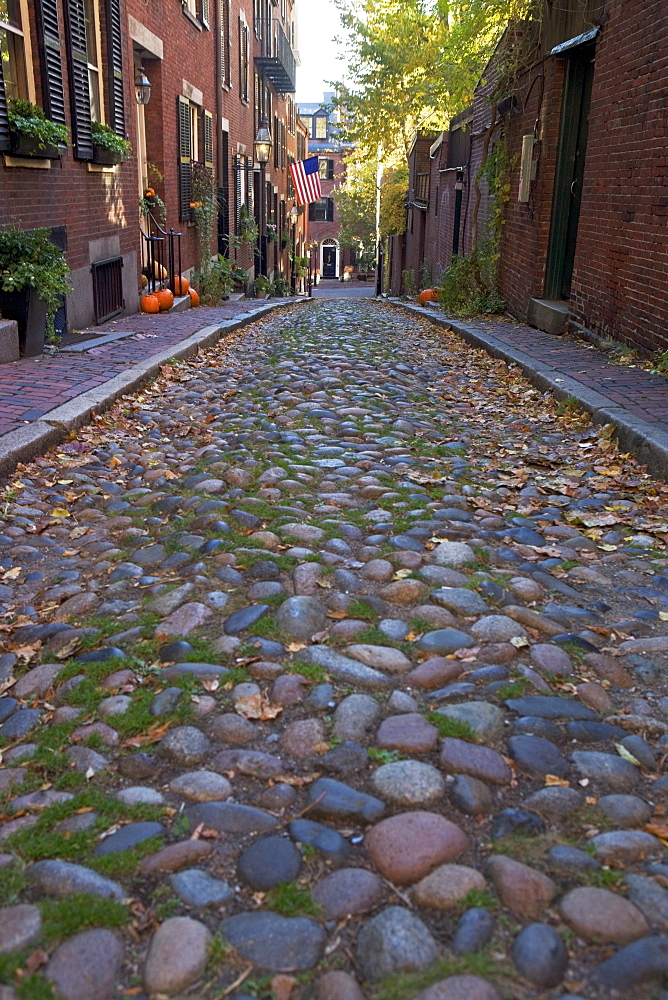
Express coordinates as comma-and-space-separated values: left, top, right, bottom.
91, 256, 124, 324
140, 212, 183, 296
255, 17, 296, 93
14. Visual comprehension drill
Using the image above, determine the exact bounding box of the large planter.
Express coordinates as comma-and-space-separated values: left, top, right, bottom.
0, 287, 47, 357
9, 131, 61, 159
92, 144, 125, 166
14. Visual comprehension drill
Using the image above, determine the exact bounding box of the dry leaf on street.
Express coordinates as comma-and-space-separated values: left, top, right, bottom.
235, 692, 283, 720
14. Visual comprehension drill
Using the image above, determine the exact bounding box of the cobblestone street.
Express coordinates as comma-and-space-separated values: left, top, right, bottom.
3, 299, 668, 1000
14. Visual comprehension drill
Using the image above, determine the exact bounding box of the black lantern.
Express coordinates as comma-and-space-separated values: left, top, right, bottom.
135, 67, 151, 106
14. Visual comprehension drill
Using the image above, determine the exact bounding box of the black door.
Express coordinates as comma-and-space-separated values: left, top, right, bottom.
545, 44, 595, 300
322, 245, 337, 278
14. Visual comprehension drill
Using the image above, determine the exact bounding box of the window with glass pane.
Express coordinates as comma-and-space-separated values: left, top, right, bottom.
315, 116, 327, 139
83, 0, 101, 121
0, 0, 28, 100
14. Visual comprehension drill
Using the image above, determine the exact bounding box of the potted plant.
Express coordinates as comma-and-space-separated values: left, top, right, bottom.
230, 264, 249, 301
0, 226, 70, 355
254, 274, 273, 299
239, 205, 259, 247
7, 99, 68, 158
266, 222, 277, 243
272, 274, 291, 297
91, 121, 132, 165
280, 230, 290, 249
292, 255, 308, 277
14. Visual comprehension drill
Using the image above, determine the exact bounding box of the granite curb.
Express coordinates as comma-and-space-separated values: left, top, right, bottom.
0, 298, 308, 480
393, 300, 668, 481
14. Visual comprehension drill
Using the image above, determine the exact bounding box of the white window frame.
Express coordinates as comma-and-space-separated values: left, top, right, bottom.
0, 0, 35, 102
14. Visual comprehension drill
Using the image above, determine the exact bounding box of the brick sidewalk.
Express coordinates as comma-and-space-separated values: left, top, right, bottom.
0, 302, 267, 437
473, 317, 668, 431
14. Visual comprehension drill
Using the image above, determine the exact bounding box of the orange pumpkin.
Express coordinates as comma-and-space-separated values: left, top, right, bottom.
188, 288, 200, 307
172, 275, 190, 294
155, 288, 174, 312
418, 288, 438, 306
140, 294, 160, 314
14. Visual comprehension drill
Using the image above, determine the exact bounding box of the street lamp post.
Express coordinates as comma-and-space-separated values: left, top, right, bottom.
254, 115, 273, 280
289, 204, 298, 294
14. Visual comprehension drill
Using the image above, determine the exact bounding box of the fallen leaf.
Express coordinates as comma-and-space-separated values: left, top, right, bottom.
51, 507, 71, 518
510, 636, 530, 648
69, 526, 90, 539
392, 569, 413, 580
1, 567, 21, 581
235, 693, 283, 721
286, 642, 306, 652
326, 611, 347, 620
545, 775, 570, 787
615, 743, 642, 767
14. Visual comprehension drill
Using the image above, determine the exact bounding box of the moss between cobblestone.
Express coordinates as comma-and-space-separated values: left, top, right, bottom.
372, 950, 515, 1000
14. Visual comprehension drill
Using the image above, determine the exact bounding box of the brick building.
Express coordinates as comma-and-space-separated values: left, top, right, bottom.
297, 93, 354, 280
0, 0, 305, 342
399, 0, 668, 354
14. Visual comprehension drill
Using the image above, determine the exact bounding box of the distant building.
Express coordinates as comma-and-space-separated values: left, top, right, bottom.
297, 92, 354, 279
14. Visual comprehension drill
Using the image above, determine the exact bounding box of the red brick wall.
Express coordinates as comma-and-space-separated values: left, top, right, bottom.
568, 0, 668, 352
0, 0, 136, 294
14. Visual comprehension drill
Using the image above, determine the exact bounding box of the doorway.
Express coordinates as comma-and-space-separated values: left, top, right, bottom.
322, 239, 338, 278
545, 44, 595, 300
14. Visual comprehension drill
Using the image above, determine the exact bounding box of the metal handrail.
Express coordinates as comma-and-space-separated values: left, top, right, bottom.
140, 211, 183, 295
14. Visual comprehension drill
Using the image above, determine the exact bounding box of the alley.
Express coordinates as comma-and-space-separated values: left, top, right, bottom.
2, 299, 668, 1000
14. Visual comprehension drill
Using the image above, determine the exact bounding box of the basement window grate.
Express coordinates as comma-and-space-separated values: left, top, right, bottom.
91, 256, 124, 324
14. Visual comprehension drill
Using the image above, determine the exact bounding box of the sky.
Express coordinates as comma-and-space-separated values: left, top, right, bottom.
295, 0, 347, 103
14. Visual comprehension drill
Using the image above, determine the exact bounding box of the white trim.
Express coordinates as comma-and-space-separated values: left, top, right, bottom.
321, 237, 339, 278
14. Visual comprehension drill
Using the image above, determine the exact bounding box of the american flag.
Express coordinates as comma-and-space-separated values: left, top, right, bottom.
289, 156, 322, 206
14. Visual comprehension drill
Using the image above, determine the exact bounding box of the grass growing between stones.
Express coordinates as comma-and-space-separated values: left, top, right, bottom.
39, 894, 128, 944
265, 880, 323, 917
347, 599, 381, 622
5, 788, 166, 864
372, 950, 514, 1000
288, 662, 327, 684
426, 713, 475, 742
0, 864, 28, 905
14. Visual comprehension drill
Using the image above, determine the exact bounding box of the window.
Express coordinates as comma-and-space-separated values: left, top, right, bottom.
238, 17, 249, 101
220, 0, 231, 87
308, 198, 333, 222
0, 0, 28, 100
318, 158, 333, 180
83, 0, 100, 120
314, 115, 327, 139
184, 0, 196, 17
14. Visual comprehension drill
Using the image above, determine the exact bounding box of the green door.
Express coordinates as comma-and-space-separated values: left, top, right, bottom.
545, 44, 595, 300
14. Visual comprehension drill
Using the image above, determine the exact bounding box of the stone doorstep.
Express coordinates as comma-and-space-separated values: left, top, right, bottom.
527, 297, 570, 336
59, 331, 137, 353
0, 319, 20, 364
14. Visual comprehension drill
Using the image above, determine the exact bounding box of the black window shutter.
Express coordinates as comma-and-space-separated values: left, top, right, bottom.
64, 0, 93, 160
0, 60, 9, 152
201, 0, 210, 29
36, 0, 67, 126
326, 198, 334, 222
204, 110, 213, 168
178, 96, 192, 222
106, 0, 125, 137
327, 159, 334, 180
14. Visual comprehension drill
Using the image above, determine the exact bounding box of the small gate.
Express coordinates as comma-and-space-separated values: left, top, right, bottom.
91, 256, 124, 324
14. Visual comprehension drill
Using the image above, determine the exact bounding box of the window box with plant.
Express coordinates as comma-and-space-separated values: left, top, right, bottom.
265, 222, 277, 243
0, 227, 70, 356
7, 99, 68, 159
280, 230, 290, 249
91, 122, 132, 165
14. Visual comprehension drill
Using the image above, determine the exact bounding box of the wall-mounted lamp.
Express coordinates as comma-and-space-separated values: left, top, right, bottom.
135, 67, 152, 106
254, 116, 273, 164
